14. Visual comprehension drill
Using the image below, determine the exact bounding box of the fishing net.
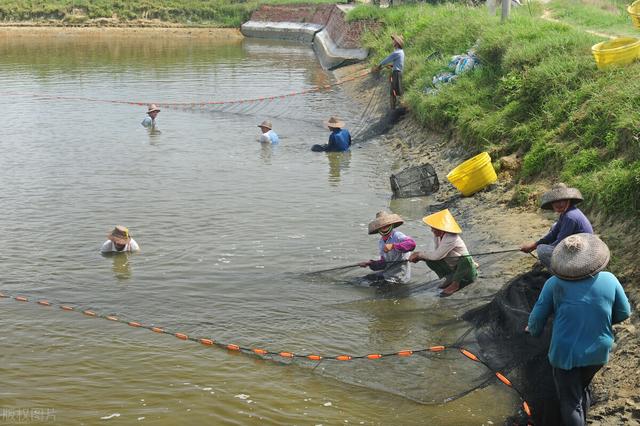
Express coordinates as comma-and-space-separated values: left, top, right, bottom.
295, 268, 558, 423
390, 163, 440, 198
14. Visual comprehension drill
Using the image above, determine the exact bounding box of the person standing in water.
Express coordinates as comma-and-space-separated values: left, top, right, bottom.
141, 104, 160, 128
257, 120, 280, 144
311, 116, 351, 152
359, 211, 415, 285
101, 225, 140, 253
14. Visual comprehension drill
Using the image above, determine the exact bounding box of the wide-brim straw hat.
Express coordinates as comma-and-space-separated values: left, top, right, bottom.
258, 120, 272, 130
324, 116, 345, 129
391, 34, 404, 48
368, 211, 404, 234
107, 225, 131, 245
550, 233, 610, 280
422, 209, 462, 234
147, 104, 161, 114
540, 183, 583, 210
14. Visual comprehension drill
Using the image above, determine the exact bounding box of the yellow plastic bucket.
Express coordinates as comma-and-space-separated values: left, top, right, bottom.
591, 37, 640, 70
628, 0, 640, 28
446, 152, 498, 196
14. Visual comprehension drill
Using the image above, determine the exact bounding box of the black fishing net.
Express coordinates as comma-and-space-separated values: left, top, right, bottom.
297, 268, 559, 423
390, 163, 440, 198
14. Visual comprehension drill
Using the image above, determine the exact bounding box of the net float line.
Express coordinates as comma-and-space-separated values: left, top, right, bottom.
0, 291, 532, 420
1, 69, 371, 109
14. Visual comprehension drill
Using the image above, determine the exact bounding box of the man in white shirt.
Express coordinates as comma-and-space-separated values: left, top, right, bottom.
101, 225, 140, 253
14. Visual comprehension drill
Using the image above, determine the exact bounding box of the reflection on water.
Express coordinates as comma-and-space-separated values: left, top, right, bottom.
108, 252, 133, 281
327, 151, 352, 185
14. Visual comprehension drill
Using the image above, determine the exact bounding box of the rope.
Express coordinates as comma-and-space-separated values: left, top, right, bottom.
0, 290, 533, 417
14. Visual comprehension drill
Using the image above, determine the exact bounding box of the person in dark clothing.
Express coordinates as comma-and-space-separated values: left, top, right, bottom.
311, 116, 351, 152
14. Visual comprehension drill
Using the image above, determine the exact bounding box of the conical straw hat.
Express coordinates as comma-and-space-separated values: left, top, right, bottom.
391, 34, 404, 48
550, 233, 610, 281
540, 183, 583, 210
324, 116, 345, 129
422, 209, 462, 234
368, 211, 404, 235
258, 120, 272, 130
107, 225, 131, 245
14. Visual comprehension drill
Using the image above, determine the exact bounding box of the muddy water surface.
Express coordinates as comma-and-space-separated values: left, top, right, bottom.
0, 30, 525, 425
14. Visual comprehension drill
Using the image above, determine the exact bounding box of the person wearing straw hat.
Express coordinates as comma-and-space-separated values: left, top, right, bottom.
358, 211, 415, 285
527, 233, 630, 426
311, 116, 352, 152
520, 183, 593, 269
141, 104, 160, 128
373, 34, 405, 105
409, 209, 477, 297
101, 225, 140, 253
257, 120, 279, 144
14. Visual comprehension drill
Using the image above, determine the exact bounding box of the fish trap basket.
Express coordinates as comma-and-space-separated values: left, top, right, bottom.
629, 0, 640, 28
592, 37, 640, 69
390, 163, 439, 198
446, 152, 497, 196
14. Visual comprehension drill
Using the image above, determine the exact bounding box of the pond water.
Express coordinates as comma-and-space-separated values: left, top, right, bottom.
0, 31, 517, 424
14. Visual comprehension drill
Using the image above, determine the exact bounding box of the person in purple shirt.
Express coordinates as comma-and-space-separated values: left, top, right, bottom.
527, 233, 630, 426
311, 116, 351, 152
359, 211, 415, 285
521, 183, 593, 268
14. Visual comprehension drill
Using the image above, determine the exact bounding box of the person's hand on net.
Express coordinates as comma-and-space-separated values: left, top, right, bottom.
383, 243, 394, 253
358, 261, 371, 267
520, 242, 537, 253
409, 252, 423, 263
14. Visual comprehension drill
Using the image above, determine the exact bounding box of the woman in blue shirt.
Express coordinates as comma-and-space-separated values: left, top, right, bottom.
527, 233, 630, 426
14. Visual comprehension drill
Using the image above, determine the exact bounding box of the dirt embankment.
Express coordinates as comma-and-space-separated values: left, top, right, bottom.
335, 64, 640, 425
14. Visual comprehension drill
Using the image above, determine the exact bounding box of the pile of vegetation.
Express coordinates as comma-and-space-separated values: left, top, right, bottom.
351, 2, 640, 219
0, 0, 343, 27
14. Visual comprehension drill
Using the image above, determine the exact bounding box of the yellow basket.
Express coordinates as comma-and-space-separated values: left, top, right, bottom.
446, 152, 498, 196
628, 0, 640, 28
591, 37, 640, 70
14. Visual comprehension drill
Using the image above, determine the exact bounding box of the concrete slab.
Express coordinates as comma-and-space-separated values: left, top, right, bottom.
313, 28, 369, 70
240, 21, 323, 43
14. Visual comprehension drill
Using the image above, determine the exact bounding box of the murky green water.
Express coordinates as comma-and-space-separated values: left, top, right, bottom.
0, 31, 517, 425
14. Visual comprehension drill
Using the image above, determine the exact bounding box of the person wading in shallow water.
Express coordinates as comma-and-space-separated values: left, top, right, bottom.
311, 116, 351, 152
141, 104, 160, 128
527, 233, 630, 426
257, 120, 279, 144
101, 225, 140, 253
358, 211, 415, 286
409, 209, 477, 297
373, 34, 404, 109
520, 183, 593, 269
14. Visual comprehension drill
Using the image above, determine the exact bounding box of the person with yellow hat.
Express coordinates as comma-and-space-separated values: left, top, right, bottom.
257, 120, 280, 144
141, 104, 160, 128
101, 225, 140, 253
409, 209, 477, 296
358, 211, 416, 285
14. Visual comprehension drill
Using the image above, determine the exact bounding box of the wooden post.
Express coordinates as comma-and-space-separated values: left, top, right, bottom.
501, 0, 511, 22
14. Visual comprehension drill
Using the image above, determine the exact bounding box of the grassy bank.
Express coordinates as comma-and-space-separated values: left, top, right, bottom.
351, 2, 640, 218
0, 0, 343, 27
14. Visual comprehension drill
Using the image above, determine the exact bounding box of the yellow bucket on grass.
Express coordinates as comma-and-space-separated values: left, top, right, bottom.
591, 37, 640, 69
628, 0, 640, 28
447, 152, 497, 196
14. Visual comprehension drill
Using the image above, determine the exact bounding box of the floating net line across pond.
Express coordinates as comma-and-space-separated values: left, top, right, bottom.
1, 268, 558, 424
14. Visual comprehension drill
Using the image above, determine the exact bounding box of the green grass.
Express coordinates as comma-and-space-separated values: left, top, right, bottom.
0, 0, 344, 27
351, 2, 640, 218
545, 0, 638, 36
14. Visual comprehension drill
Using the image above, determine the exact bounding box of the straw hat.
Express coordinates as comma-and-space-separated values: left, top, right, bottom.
540, 183, 583, 210
107, 225, 131, 245
368, 211, 404, 235
550, 233, 610, 281
391, 34, 404, 48
324, 116, 345, 129
422, 209, 462, 234
258, 120, 272, 130
147, 104, 161, 114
